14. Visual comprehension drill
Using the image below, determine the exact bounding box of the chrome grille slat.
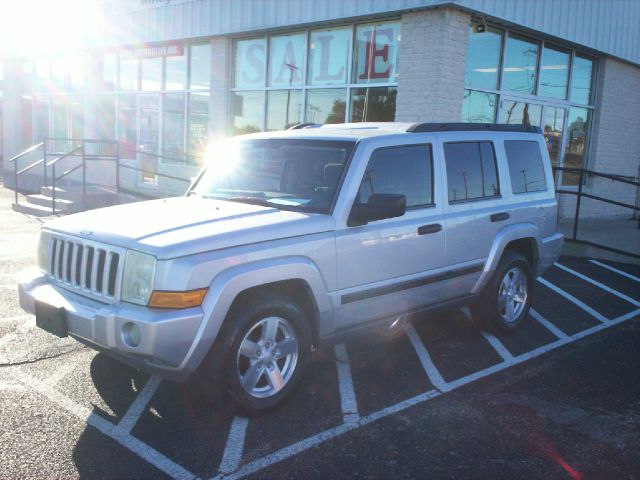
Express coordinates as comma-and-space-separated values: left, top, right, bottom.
46, 235, 124, 303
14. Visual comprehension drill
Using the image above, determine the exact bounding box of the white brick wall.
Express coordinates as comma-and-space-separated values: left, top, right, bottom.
395, 7, 470, 123
558, 57, 640, 219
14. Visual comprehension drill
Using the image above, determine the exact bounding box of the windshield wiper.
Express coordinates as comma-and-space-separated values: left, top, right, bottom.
224, 196, 275, 207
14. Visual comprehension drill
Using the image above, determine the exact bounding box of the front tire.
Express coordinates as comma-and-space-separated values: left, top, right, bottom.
473, 250, 533, 334
221, 291, 311, 414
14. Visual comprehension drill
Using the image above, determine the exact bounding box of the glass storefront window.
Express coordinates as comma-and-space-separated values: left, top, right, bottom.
52, 59, 67, 92
500, 100, 542, 126
267, 90, 303, 130
570, 55, 594, 105
34, 98, 50, 142
190, 43, 211, 90
350, 87, 396, 122
563, 107, 590, 185
269, 32, 306, 87
234, 38, 266, 89
139, 94, 160, 184
118, 93, 136, 158
120, 58, 138, 91
308, 27, 350, 86
35, 60, 50, 93
96, 94, 116, 142
306, 89, 346, 124
539, 46, 569, 99
353, 21, 400, 84
69, 56, 84, 91
165, 54, 187, 91
542, 107, 565, 167
502, 35, 539, 95
70, 97, 83, 140
163, 93, 185, 159
231, 91, 264, 134
141, 57, 162, 91
461, 90, 497, 123
188, 92, 209, 161
102, 53, 117, 91
21, 95, 33, 147
21, 62, 33, 93
464, 25, 502, 90
53, 97, 68, 142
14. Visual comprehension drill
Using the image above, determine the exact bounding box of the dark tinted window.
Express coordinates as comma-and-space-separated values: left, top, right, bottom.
444, 142, 499, 202
504, 140, 547, 193
359, 145, 433, 208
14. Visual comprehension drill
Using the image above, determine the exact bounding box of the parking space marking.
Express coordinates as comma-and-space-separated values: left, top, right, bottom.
43, 362, 79, 388
537, 277, 609, 324
403, 323, 450, 392
118, 376, 162, 433
334, 343, 359, 423
461, 308, 513, 361
554, 262, 640, 307
218, 417, 250, 475
589, 260, 640, 282
529, 308, 569, 340
15, 372, 196, 480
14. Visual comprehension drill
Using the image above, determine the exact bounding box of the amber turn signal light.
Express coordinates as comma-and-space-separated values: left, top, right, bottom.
148, 289, 208, 309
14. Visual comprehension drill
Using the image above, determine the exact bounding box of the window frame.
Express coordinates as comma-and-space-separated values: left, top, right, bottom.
443, 140, 502, 205
360, 143, 436, 211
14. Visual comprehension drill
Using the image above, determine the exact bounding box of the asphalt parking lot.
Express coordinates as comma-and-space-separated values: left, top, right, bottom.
1, 183, 639, 479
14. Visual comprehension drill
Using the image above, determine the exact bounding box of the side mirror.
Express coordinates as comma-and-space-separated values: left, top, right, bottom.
348, 193, 406, 226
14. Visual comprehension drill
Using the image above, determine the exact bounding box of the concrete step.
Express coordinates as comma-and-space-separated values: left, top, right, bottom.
25, 194, 80, 213
12, 201, 58, 217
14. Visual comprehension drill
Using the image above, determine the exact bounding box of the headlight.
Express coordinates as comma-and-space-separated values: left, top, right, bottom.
121, 250, 156, 306
38, 230, 51, 272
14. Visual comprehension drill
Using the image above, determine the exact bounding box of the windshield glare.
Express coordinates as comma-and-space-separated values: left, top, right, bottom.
192, 139, 355, 212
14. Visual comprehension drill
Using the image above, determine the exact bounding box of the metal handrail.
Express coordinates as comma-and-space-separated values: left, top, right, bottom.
133, 149, 198, 165
47, 145, 83, 167
8, 142, 44, 163
118, 163, 192, 183
16, 158, 46, 176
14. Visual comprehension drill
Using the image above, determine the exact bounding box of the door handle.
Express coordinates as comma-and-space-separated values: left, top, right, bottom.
490, 212, 510, 222
418, 223, 442, 235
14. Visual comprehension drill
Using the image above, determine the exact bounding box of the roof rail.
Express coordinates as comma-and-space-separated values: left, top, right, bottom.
406, 123, 542, 134
287, 123, 321, 130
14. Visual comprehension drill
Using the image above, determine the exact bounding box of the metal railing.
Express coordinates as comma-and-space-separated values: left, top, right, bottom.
553, 166, 640, 259
10, 139, 194, 214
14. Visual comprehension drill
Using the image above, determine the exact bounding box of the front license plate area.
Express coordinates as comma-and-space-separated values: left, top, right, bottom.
35, 301, 68, 338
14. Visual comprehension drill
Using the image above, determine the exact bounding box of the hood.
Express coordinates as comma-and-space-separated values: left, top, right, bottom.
45, 197, 335, 259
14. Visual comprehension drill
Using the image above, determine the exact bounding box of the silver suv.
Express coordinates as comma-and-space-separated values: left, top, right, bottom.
19, 122, 563, 413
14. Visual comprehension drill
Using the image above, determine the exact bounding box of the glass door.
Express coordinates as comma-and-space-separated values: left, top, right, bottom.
498, 97, 543, 127
138, 94, 160, 186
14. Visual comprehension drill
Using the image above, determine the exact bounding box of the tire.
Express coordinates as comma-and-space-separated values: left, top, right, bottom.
473, 250, 533, 334
218, 291, 312, 414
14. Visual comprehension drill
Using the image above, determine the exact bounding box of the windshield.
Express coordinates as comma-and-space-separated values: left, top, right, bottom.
191, 139, 355, 213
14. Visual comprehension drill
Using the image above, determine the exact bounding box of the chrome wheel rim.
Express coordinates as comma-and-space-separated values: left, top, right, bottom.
236, 316, 299, 398
498, 267, 528, 324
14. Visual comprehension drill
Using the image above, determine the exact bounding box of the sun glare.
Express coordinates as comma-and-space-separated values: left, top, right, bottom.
0, 0, 103, 57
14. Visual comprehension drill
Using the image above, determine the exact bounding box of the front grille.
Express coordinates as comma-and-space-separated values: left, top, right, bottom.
47, 235, 125, 302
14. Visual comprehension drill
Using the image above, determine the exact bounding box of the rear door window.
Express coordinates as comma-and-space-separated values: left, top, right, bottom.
504, 140, 547, 193
444, 142, 500, 203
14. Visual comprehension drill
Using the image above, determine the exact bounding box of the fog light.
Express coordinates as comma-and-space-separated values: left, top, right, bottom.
123, 322, 142, 348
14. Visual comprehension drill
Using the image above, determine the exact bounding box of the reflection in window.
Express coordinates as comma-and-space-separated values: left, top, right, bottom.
188, 92, 209, 161
163, 93, 185, 159
353, 21, 400, 84
543, 107, 565, 167
118, 94, 136, 157
190, 44, 211, 90
308, 27, 350, 86
21, 62, 33, 94
464, 25, 502, 90
231, 91, 264, 134
70, 96, 83, 139
539, 46, 569, 99
359, 145, 433, 208
269, 32, 306, 87
35, 60, 50, 93
21, 95, 34, 147
570, 55, 593, 105
34, 97, 50, 142
462, 90, 497, 123
165, 54, 187, 91
267, 90, 303, 131
500, 100, 542, 126
120, 58, 138, 91
504, 141, 546, 193
563, 107, 590, 185
350, 87, 396, 122
102, 53, 117, 91
234, 38, 266, 89
306, 89, 346, 124
52, 59, 67, 92
69, 56, 84, 91
502, 35, 539, 94
444, 142, 499, 202
96, 94, 116, 141
141, 57, 162, 91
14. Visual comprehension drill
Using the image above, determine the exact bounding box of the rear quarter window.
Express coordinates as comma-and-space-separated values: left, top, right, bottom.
504, 140, 547, 194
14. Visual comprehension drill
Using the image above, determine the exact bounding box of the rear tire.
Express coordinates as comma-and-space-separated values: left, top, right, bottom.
473, 250, 533, 334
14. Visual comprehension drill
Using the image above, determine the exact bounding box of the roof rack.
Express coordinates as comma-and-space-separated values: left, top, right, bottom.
287, 123, 321, 130
406, 123, 542, 134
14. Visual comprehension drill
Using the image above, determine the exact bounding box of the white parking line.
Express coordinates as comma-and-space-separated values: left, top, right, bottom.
43, 362, 78, 388
221, 308, 640, 479
118, 376, 162, 433
403, 322, 450, 392
589, 260, 640, 283
529, 308, 569, 340
537, 277, 609, 324
218, 417, 250, 475
554, 262, 640, 307
334, 343, 359, 423
16, 373, 196, 480
461, 308, 513, 361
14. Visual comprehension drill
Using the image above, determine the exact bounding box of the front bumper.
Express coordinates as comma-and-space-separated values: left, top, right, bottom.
19, 269, 203, 381
538, 232, 564, 276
